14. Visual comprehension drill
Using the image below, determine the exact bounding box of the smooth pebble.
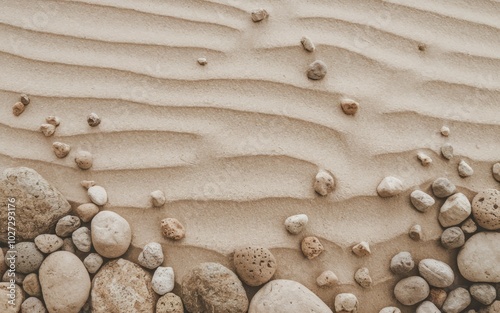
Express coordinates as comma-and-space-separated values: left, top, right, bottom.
410, 190, 435, 212
380, 307, 401, 313
197, 57, 207, 65
13, 102, 25, 116
150, 190, 166, 207
21, 297, 47, 313
83, 253, 103, 274
340, 98, 359, 115
441, 226, 465, 249
441, 143, 454, 160
417, 152, 432, 166
284, 214, 308, 234
75, 203, 100, 223
458, 160, 474, 177
75, 151, 93, 170
91, 211, 131, 258
300, 36, 315, 52
409, 224, 423, 241
55, 215, 81, 237
493, 163, 500, 182
390, 251, 415, 275
442, 287, 471, 313
23, 273, 41, 297
457, 232, 500, 282
470, 283, 497, 305
418, 258, 454, 288
152, 267, 175, 295
251, 8, 268, 22
438, 192, 471, 227
377, 176, 403, 197
307, 60, 327, 80
72, 227, 91, 253
233, 246, 277, 286
441, 126, 450, 137
394, 276, 430, 306
416, 301, 440, 313
316, 270, 338, 287
20, 94, 30, 105
88, 185, 107, 206
432, 177, 456, 198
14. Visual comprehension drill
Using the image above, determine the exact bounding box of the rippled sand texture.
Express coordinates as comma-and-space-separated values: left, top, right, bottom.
1, 0, 500, 311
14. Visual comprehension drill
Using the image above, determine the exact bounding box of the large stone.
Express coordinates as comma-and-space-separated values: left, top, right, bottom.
438, 193, 471, 227
249, 279, 332, 313
182, 262, 248, 313
39, 251, 91, 313
0, 167, 71, 242
458, 232, 500, 282
91, 258, 157, 313
472, 189, 500, 230
91, 211, 131, 258
0, 282, 24, 312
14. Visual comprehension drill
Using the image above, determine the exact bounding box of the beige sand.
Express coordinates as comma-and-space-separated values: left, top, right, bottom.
1, 0, 499, 311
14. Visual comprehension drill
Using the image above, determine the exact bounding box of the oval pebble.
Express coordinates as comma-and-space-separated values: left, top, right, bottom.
7, 242, 44, 274
307, 60, 327, 80
377, 176, 403, 197
156, 293, 183, 313
418, 259, 454, 288
432, 177, 456, 198
410, 190, 435, 212
233, 246, 277, 286
12, 102, 25, 116
457, 232, 500, 283
394, 276, 430, 306
379, 307, 401, 313
91, 211, 131, 258
441, 143, 454, 160
416, 301, 440, 313
88, 186, 108, 206
75, 151, 93, 170
75, 203, 100, 223
441, 227, 465, 249
21, 296, 47, 313
251, 8, 268, 22
150, 190, 166, 207
314, 170, 335, 196
493, 163, 500, 182
138, 242, 164, 269
152, 267, 175, 295
442, 287, 471, 313
458, 160, 474, 177
340, 98, 359, 115
300, 36, 315, 52
470, 283, 497, 305
284, 214, 308, 234
390, 252, 415, 275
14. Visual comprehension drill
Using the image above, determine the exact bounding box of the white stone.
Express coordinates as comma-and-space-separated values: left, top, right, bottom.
352, 241, 371, 257
88, 186, 107, 206
301, 36, 315, 52
417, 152, 432, 166
394, 276, 430, 306
21, 297, 47, 313
470, 283, 497, 305
72, 227, 91, 252
284, 214, 308, 234
442, 287, 471, 313
416, 301, 440, 313
150, 190, 166, 207
83, 253, 103, 274
438, 193, 471, 227
418, 259, 454, 288
410, 190, 435, 212
458, 160, 474, 177
314, 170, 335, 196
458, 232, 500, 283
316, 271, 338, 287
441, 143, 453, 160
138, 242, 164, 269
334, 293, 358, 313
377, 176, 403, 197
432, 177, 456, 198
152, 267, 175, 295
91, 211, 131, 258
441, 126, 450, 137
379, 307, 401, 313
34, 234, 63, 253
390, 252, 414, 274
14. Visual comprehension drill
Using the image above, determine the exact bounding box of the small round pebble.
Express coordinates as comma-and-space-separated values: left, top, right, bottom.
72, 227, 92, 252
377, 176, 404, 197
461, 217, 477, 234
432, 177, 456, 198
61, 238, 76, 253
394, 276, 430, 306
334, 293, 358, 313
316, 270, 338, 287
52, 142, 71, 158
20, 94, 30, 105
40, 124, 55, 137
91, 211, 131, 258
438, 192, 471, 227
234, 246, 276, 286
340, 98, 359, 115
75, 203, 100, 223
416, 301, 440, 313
314, 170, 335, 196
152, 267, 175, 295
161, 218, 186, 240
87, 112, 101, 127
301, 236, 324, 260
441, 143, 454, 160
156, 293, 184, 313
418, 259, 454, 288
492, 163, 500, 182
251, 8, 268, 22
354, 267, 372, 288
390, 251, 415, 275
151, 190, 166, 207
472, 189, 500, 230
441, 126, 450, 137
22, 273, 41, 297
470, 283, 497, 305
300, 36, 315, 52
428, 288, 447, 309
458, 160, 474, 177
197, 57, 207, 66
442, 287, 471, 313
138, 242, 164, 269
417, 152, 432, 166
380, 307, 401, 313
13, 102, 26, 116
83, 253, 103, 274
352, 241, 371, 257
88, 185, 108, 206
80, 180, 96, 189
45, 116, 61, 127
21, 297, 47, 313
441, 226, 465, 249
9, 242, 44, 274
410, 190, 435, 212
409, 224, 423, 241
284, 214, 308, 234
75, 150, 93, 170
55, 215, 81, 237
34, 234, 63, 253
307, 60, 327, 80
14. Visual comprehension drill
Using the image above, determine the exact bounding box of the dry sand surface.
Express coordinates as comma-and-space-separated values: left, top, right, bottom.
1, 0, 500, 312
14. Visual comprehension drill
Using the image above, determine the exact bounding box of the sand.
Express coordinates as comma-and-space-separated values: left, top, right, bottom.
1, 0, 499, 311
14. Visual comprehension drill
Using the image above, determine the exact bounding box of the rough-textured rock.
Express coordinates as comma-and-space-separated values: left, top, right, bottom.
493, 163, 500, 182
0, 282, 24, 312
83, 253, 103, 274
3, 270, 26, 285
39, 251, 91, 313
441, 144, 454, 160
418, 259, 454, 288
334, 293, 357, 313
352, 241, 371, 257
379, 307, 401, 313
438, 193, 471, 227
72, 227, 91, 253
233, 246, 277, 286
314, 170, 335, 196
251, 8, 268, 22
416, 301, 440, 313
138, 242, 164, 270
52, 142, 71, 158
249, 279, 332, 313
417, 152, 433, 166
74, 203, 99, 223
0, 167, 71, 242
377, 176, 404, 197
442, 287, 471, 313
34, 234, 63, 253
316, 270, 338, 287
441, 126, 450, 136
307, 60, 327, 80
74, 151, 93, 170
6, 242, 44, 274
472, 189, 500, 230
91, 211, 131, 258
197, 57, 207, 66
441, 226, 465, 249
45, 116, 61, 127
284, 214, 308, 234
55, 216, 81, 237
160, 218, 185, 240
479, 301, 500, 313
40, 124, 56, 137
409, 224, 423, 241
461, 218, 478, 234
301, 36, 315, 52
13, 101, 25, 116
87, 113, 101, 127
156, 293, 183, 313
470, 283, 497, 305
428, 288, 447, 309
21, 297, 47, 313
152, 267, 174, 295
23, 273, 41, 297
87, 186, 107, 206
150, 190, 166, 207
92, 258, 157, 313
301, 236, 324, 259
182, 262, 248, 313
340, 99, 359, 116
458, 160, 474, 177
390, 252, 415, 275
458, 232, 500, 282
394, 276, 430, 306
354, 267, 372, 288
410, 190, 435, 212
432, 177, 456, 198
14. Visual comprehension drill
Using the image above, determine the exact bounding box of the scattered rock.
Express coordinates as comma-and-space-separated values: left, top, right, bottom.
182, 262, 248, 313
442, 287, 471, 313
87, 113, 101, 127
138, 242, 164, 269
52, 142, 71, 158
417, 152, 433, 166
7, 242, 44, 274
300, 36, 315, 52
251, 9, 268, 22
91, 211, 131, 258
307, 60, 327, 80
55, 215, 81, 237
0, 282, 24, 312
472, 189, 500, 230
23, 273, 41, 297
39, 251, 91, 313
150, 190, 166, 207
152, 267, 175, 295
156, 293, 183, 313
458, 160, 474, 177
438, 193, 471, 227
61, 238, 76, 253
379, 307, 401, 313
83, 253, 103, 274
80, 180, 95, 189
284, 214, 308, 234
432, 177, 456, 198
352, 241, 371, 257
314, 170, 335, 196
91, 258, 157, 313
75, 151, 93, 170
428, 288, 447, 309
441, 143, 454, 160
354, 267, 372, 288
441, 227, 465, 249
390, 251, 415, 275
13, 102, 25, 116
301, 236, 324, 259
197, 57, 207, 66
21, 296, 47, 313
461, 217, 478, 234
72, 227, 91, 253
470, 283, 497, 305
394, 276, 430, 306
457, 232, 500, 282
160, 218, 185, 240
493, 163, 500, 182
410, 190, 435, 212
75, 203, 100, 223
20, 94, 30, 105
316, 270, 338, 287
34, 234, 63, 253
409, 224, 423, 241
416, 301, 440, 313
340, 98, 359, 115
87, 186, 107, 206
441, 126, 450, 137
45, 116, 61, 127
418, 259, 454, 288
234, 246, 277, 286
334, 293, 358, 313
40, 124, 56, 137
377, 176, 404, 197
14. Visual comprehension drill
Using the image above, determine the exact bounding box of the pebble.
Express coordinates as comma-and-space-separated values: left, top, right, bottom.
2, 271, 25, 284
307, 60, 327, 80
160, 218, 185, 240
377, 176, 404, 197
197, 57, 207, 66
72, 227, 91, 252
410, 190, 435, 212
150, 190, 166, 207
340, 98, 359, 115
394, 276, 430, 306
428, 288, 447, 309
92, 211, 131, 258
40, 124, 56, 137
88, 185, 108, 205
284, 214, 308, 234
23, 273, 41, 297
379, 307, 401, 313
314, 170, 335, 196
13, 102, 25, 116
52, 142, 71, 158
316, 270, 338, 287
416, 301, 440, 313
438, 192, 471, 227
45, 116, 61, 127
409, 224, 423, 241
138, 242, 164, 269
21, 297, 47, 313
458, 160, 474, 177
152, 267, 175, 295
352, 241, 371, 257
20, 94, 30, 105
300, 36, 315, 52
461, 217, 478, 234
432, 177, 456, 198
75, 150, 93, 170
0, 282, 24, 312
441, 226, 465, 249
87, 112, 101, 127
493, 163, 500, 182
61, 238, 76, 254
457, 232, 500, 282
441, 126, 450, 137
182, 262, 248, 313
251, 8, 268, 22
34, 234, 63, 253
479, 301, 500, 313
354, 267, 372, 288
417, 152, 433, 166
334, 293, 358, 313
418, 259, 454, 288
301, 236, 324, 259
39, 251, 91, 313
441, 143, 454, 160
75, 203, 100, 222
156, 293, 184, 313
83, 253, 103, 274
470, 283, 497, 305
442, 287, 471, 313
234, 246, 277, 286
80, 180, 96, 189
390, 251, 415, 275
472, 189, 500, 230
9, 242, 44, 274
55, 215, 81, 237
